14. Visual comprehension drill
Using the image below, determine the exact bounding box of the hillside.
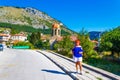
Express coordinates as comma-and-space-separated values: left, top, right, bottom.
0, 6, 75, 35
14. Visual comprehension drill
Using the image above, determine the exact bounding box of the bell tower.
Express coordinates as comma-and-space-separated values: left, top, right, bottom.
52, 22, 61, 37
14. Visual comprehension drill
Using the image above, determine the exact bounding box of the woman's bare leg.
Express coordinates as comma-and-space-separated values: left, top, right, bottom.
75, 62, 79, 72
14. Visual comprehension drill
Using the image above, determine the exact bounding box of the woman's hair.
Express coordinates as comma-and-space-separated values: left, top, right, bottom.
75, 39, 80, 43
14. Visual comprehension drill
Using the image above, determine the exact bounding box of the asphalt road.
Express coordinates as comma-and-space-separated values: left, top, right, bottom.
0, 48, 72, 80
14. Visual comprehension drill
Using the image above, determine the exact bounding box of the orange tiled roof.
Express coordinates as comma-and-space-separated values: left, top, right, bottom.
0, 34, 9, 37
70, 35, 77, 41
91, 40, 98, 43
52, 23, 60, 28
56, 36, 63, 41
12, 34, 26, 37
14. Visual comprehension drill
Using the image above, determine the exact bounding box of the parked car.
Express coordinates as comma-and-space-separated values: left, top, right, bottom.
0, 44, 3, 51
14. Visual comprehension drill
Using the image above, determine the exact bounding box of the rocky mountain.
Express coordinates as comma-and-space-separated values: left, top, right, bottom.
0, 6, 74, 34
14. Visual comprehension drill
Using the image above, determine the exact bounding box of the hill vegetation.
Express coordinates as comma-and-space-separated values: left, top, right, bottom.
0, 6, 75, 35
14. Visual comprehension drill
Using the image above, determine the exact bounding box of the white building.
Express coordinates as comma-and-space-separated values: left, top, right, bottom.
0, 33, 11, 48
10, 34, 27, 41
0, 34, 11, 42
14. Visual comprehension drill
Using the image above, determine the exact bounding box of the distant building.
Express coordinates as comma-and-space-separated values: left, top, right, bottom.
70, 35, 77, 41
91, 40, 98, 46
52, 22, 61, 37
0, 34, 10, 42
10, 33, 27, 43
0, 33, 11, 44
0, 33, 11, 48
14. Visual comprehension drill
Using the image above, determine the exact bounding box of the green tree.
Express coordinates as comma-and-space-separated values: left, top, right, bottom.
42, 40, 50, 49
13, 41, 34, 49
35, 40, 43, 49
78, 28, 97, 58
28, 32, 41, 45
100, 27, 120, 58
54, 36, 74, 57
10, 28, 19, 34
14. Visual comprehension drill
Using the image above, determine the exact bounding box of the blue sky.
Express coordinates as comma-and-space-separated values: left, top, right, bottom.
0, 0, 120, 32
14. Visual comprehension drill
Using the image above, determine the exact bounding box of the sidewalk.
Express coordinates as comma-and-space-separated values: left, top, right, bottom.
38, 50, 120, 80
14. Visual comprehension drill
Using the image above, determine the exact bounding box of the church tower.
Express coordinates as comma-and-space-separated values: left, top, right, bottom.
52, 22, 61, 37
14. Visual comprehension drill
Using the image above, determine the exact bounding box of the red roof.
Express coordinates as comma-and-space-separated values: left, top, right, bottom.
0, 34, 9, 37
12, 34, 26, 37
52, 23, 60, 28
70, 35, 77, 41
91, 40, 98, 43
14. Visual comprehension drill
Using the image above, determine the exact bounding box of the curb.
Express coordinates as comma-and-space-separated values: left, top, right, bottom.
48, 50, 120, 80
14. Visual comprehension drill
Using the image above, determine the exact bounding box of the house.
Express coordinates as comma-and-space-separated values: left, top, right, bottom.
0, 33, 11, 48
0, 33, 11, 43
10, 33, 27, 43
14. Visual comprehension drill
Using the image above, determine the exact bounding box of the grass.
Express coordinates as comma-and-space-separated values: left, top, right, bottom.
83, 57, 120, 76
96, 77, 103, 80
85, 71, 89, 73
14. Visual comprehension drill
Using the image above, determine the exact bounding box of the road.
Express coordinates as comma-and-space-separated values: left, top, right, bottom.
0, 48, 72, 80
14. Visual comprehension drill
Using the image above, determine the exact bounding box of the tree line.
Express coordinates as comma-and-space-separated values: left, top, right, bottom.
99, 26, 120, 60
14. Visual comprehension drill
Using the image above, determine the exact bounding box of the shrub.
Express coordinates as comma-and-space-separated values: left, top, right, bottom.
13, 41, 34, 49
